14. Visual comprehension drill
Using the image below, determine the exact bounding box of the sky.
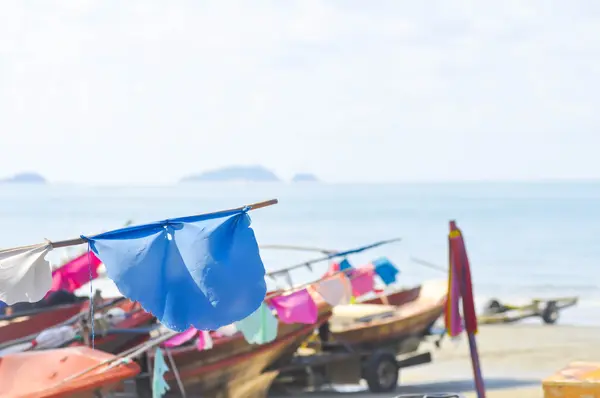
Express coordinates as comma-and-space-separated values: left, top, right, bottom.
1, 1, 599, 184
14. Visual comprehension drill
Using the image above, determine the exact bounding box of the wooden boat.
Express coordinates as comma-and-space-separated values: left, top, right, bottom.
70, 299, 156, 353
0, 346, 140, 398
140, 302, 333, 397
0, 302, 86, 345
362, 284, 424, 307
0, 299, 156, 356
272, 280, 447, 393
328, 280, 447, 352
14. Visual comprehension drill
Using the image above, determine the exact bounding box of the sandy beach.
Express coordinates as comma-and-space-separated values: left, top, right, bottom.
273, 323, 600, 398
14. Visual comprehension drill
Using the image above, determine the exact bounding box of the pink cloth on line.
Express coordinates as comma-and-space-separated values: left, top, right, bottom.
163, 328, 215, 351
196, 330, 213, 351
349, 265, 375, 297
271, 288, 318, 324
323, 262, 340, 278
49, 252, 103, 293
163, 327, 198, 348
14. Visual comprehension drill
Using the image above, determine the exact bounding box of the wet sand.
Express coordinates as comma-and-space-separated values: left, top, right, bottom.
273, 323, 600, 398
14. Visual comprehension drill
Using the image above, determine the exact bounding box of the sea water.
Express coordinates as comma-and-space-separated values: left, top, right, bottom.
1, 182, 598, 326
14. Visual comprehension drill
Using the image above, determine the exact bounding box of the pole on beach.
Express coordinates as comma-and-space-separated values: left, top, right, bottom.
448, 220, 486, 398
465, 331, 486, 397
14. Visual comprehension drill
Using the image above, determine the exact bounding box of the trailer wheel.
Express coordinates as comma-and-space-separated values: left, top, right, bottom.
483, 299, 504, 315
542, 301, 559, 324
363, 351, 399, 393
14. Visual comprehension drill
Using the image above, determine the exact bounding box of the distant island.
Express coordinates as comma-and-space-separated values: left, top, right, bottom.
180, 165, 281, 183
0, 172, 47, 184
291, 173, 320, 182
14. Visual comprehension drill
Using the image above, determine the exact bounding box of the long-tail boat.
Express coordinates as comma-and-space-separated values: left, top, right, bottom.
138, 300, 332, 397
329, 280, 447, 352
260, 242, 449, 393
0, 301, 87, 346
261, 239, 447, 349
0, 298, 155, 356
271, 280, 447, 394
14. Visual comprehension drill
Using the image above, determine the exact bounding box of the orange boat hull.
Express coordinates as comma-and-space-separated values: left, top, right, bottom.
0, 346, 140, 398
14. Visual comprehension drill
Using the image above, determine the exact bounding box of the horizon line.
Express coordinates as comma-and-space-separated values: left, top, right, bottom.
3, 178, 600, 187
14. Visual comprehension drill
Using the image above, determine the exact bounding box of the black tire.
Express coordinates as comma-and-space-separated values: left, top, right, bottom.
483, 299, 504, 315
363, 351, 399, 393
542, 301, 559, 324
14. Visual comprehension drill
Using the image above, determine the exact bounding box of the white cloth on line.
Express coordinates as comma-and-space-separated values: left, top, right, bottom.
313, 273, 353, 306
0, 243, 53, 305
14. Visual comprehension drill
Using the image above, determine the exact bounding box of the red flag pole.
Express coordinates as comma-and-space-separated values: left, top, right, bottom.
449, 220, 486, 398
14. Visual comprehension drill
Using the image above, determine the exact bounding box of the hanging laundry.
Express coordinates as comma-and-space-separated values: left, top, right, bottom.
196, 330, 213, 351
49, 251, 103, 293
153, 348, 170, 398
82, 208, 267, 332
339, 258, 353, 270
313, 274, 352, 306
372, 257, 400, 285
0, 244, 52, 305
235, 302, 278, 345
349, 265, 375, 297
163, 327, 198, 348
323, 262, 340, 278
271, 289, 318, 324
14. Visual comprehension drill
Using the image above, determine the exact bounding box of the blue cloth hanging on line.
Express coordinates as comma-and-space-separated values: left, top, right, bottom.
373, 257, 399, 285
152, 348, 170, 398
339, 258, 353, 271
82, 208, 267, 331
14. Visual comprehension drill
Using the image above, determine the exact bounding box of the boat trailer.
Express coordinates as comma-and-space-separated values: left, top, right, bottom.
478, 296, 578, 325
271, 335, 433, 394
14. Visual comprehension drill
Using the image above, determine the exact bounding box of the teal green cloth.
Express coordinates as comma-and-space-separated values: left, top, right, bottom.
235, 302, 278, 344
152, 348, 170, 398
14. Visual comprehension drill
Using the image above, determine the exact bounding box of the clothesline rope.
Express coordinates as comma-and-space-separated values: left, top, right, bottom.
2, 199, 278, 252
266, 237, 402, 277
